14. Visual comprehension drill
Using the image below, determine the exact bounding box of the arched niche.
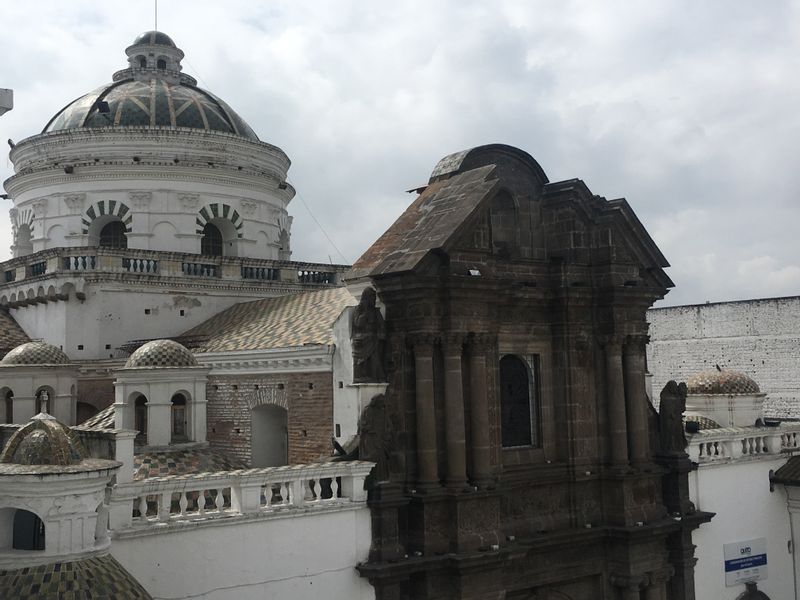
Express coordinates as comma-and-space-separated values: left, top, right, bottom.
251, 404, 288, 467
171, 391, 190, 443
499, 354, 540, 448
11, 509, 45, 551
1, 388, 13, 424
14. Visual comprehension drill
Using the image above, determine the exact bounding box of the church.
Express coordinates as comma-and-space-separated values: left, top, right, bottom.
0, 31, 711, 599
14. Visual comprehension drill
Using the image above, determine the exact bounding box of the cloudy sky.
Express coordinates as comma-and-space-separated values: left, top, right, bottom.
2, 1, 799, 306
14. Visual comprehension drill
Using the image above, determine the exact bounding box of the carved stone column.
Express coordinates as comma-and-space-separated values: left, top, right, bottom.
625, 334, 650, 465
604, 336, 629, 466
442, 333, 468, 490
413, 335, 439, 487
612, 575, 645, 600
469, 333, 493, 488
645, 567, 672, 600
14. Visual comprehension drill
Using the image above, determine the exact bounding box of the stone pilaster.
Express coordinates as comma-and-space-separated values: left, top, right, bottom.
624, 334, 650, 465
469, 333, 494, 488
442, 332, 468, 490
604, 336, 629, 466
412, 334, 439, 489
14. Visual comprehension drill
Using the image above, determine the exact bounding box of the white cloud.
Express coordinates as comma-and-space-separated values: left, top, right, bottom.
1, 0, 799, 305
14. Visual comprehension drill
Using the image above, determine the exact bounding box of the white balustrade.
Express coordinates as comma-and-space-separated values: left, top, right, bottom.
109, 461, 374, 531
688, 423, 800, 465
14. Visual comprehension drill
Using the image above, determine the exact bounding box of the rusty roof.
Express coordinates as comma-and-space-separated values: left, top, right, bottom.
0, 310, 29, 358
348, 164, 500, 279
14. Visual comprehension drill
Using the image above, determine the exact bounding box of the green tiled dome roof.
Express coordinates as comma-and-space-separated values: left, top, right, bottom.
125, 339, 198, 368
131, 30, 177, 48
43, 79, 258, 140
0, 553, 152, 599
686, 369, 760, 395
0, 416, 87, 466
0, 341, 69, 366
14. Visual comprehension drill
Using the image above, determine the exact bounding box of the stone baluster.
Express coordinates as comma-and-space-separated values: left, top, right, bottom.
158, 492, 171, 522
469, 333, 494, 488
443, 333, 468, 491
624, 334, 650, 465
413, 334, 440, 488
604, 336, 629, 466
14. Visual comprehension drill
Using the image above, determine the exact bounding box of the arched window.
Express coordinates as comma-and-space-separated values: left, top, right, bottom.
490, 190, 517, 258
13, 510, 45, 551
134, 395, 148, 444
138, 56, 147, 68
4, 390, 12, 424
99, 220, 128, 249
157, 58, 167, 70
201, 223, 223, 257
500, 354, 540, 448
171, 393, 187, 442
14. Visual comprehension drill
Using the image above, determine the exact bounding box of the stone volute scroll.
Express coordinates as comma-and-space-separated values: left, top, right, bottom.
350, 286, 387, 383
659, 380, 688, 455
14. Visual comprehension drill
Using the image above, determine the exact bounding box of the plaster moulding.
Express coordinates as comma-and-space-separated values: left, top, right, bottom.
128, 191, 152, 210
31, 199, 48, 217
240, 199, 258, 216
178, 193, 200, 211
63, 193, 86, 213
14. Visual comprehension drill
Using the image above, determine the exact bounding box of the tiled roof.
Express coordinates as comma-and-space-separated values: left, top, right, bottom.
80, 405, 116, 429
348, 164, 500, 279
0, 341, 70, 366
134, 447, 248, 480
0, 553, 152, 599
183, 287, 356, 353
771, 455, 800, 486
0, 416, 87, 466
683, 413, 721, 430
125, 339, 198, 368
686, 369, 760, 395
0, 311, 30, 358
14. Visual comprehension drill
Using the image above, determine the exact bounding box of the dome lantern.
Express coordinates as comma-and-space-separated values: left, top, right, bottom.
122, 30, 187, 85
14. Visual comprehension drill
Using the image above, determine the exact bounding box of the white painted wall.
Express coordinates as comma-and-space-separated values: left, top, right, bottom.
111, 506, 375, 600
690, 456, 793, 600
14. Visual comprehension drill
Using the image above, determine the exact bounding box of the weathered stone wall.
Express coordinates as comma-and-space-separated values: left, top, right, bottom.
206, 372, 333, 465
647, 296, 800, 416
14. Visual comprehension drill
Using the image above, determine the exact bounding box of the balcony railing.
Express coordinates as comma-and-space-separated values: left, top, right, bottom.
0, 247, 348, 293
688, 422, 800, 464
108, 461, 373, 531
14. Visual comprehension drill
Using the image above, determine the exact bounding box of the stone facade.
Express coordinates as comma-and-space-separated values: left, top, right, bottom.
647, 296, 800, 417
206, 372, 333, 465
349, 145, 710, 600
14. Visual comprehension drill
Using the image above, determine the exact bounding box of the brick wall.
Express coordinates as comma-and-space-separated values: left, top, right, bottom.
77, 377, 115, 411
647, 296, 800, 416
206, 371, 333, 465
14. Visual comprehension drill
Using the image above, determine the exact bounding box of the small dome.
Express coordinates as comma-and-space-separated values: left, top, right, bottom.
0, 416, 87, 466
125, 339, 198, 368
686, 368, 760, 395
0, 341, 70, 366
131, 30, 177, 48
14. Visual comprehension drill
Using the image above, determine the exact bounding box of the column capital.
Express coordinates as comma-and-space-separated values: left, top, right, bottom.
610, 574, 646, 591
599, 334, 625, 352
625, 333, 650, 351
441, 332, 467, 354
409, 332, 438, 354
468, 332, 496, 354
647, 566, 674, 585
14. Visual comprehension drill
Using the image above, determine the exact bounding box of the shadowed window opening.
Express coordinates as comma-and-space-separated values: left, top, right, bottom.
500, 354, 540, 448
201, 223, 223, 257
99, 220, 128, 249
13, 510, 45, 551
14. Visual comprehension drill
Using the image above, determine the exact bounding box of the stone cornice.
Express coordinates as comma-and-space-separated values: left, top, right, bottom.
196, 345, 335, 375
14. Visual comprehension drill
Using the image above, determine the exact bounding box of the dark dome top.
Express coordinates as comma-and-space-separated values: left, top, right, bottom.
131, 30, 177, 48
0, 341, 70, 365
686, 369, 761, 395
125, 339, 198, 368
44, 79, 259, 140
0, 415, 87, 466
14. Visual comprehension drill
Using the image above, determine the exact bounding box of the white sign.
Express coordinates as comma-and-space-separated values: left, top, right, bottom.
724, 538, 767, 587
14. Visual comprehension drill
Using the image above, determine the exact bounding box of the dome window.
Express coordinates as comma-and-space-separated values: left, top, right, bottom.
12, 509, 45, 551
156, 58, 167, 70
137, 55, 147, 68
99, 221, 128, 249
201, 223, 223, 257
